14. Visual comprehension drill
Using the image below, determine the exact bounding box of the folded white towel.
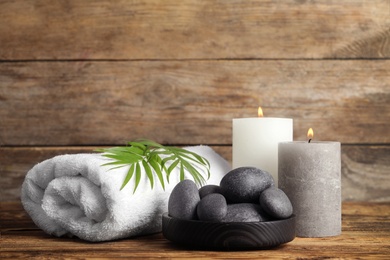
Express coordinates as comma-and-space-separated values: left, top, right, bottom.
21, 146, 231, 242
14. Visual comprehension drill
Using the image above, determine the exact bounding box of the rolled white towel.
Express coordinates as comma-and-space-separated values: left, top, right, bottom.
21, 146, 231, 242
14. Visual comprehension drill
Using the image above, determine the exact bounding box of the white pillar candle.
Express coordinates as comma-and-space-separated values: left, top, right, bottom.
232, 108, 293, 186
278, 129, 341, 237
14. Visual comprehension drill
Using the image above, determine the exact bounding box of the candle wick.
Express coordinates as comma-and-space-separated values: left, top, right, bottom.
308, 139, 312, 143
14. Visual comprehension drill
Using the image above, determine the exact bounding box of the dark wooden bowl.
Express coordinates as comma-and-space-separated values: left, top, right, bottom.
162, 213, 296, 250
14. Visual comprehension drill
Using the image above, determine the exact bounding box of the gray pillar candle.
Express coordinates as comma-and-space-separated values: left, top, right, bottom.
278, 141, 341, 237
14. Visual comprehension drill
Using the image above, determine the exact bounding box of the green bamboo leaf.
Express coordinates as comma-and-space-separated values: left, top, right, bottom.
167, 159, 180, 178
167, 148, 208, 182
149, 151, 169, 185
186, 151, 210, 169
127, 142, 147, 153
137, 139, 164, 148
170, 147, 210, 168
173, 151, 207, 168
101, 161, 128, 167
126, 146, 145, 155
161, 155, 176, 164
180, 159, 206, 186
150, 153, 168, 173
133, 163, 142, 193
148, 157, 165, 190
142, 160, 154, 189
204, 167, 211, 180
104, 147, 142, 157
179, 163, 185, 181
120, 163, 135, 190
103, 146, 143, 156
180, 156, 210, 180
102, 153, 142, 163
102, 164, 128, 170
152, 149, 172, 155
97, 139, 211, 192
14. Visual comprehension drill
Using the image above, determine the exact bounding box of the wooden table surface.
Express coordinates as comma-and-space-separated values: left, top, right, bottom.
1, 201, 389, 259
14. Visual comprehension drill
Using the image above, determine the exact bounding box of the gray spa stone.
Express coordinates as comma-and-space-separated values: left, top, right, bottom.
168, 179, 200, 220
259, 187, 293, 219
220, 167, 274, 203
222, 203, 271, 222
197, 193, 227, 222
199, 184, 223, 199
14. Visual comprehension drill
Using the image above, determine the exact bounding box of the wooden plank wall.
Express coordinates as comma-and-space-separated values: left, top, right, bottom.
1, 0, 389, 202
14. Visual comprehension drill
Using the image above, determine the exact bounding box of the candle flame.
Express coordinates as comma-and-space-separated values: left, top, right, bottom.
258, 107, 264, 117
307, 128, 314, 139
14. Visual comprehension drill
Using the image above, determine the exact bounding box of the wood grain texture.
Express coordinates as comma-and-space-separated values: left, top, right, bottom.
1, 0, 389, 60
162, 213, 296, 249
1, 145, 389, 202
342, 146, 390, 202
1, 60, 389, 146
1, 201, 389, 259
0, 0, 389, 207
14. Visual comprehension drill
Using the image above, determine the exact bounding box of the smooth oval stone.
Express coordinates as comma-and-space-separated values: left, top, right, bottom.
168, 179, 200, 220
222, 203, 271, 222
259, 187, 293, 219
199, 184, 223, 199
220, 167, 274, 203
197, 193, 227, 222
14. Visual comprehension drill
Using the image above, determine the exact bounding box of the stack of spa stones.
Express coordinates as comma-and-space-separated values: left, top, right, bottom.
168, 167, 293, 222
